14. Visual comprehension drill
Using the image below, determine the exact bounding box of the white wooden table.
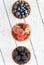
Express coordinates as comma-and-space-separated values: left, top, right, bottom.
0, 0, 44, 65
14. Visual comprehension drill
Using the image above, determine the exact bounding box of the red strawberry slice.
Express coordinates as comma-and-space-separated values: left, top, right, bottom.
23, 34, 27, 39
17, 34, 23, 41
20, 29, 25, 36
23, 24, 29, 30
17, 30, 27, 41
12, 26, 18, 34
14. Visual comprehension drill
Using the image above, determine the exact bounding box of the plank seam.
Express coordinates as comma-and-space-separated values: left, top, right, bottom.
0, 49, 6, 65
24, 19, 39, 65
36, 0, 44, 26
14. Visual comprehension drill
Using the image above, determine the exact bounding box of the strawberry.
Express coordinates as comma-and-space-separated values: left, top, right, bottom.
12, 26, 18, 34
23, 34, 27, 39
20, 29, 25, 36
17, 34, 23, 41
12, 25, 22, 34
23, 24, 29, 30
17, 30, 27, 41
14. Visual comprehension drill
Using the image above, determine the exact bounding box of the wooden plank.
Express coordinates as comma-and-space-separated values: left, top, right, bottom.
36, 0, 44, 24
0, 0, 17, 65
25, 0, 44, 65
0, 52, 4, 65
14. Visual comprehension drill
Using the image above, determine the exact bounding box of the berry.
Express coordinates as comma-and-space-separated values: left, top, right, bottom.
12, 26, 18, 34
16, 12, 20, 16
23, 24, 29, 30
15, 1, 20, 5
17, 29, 26, 41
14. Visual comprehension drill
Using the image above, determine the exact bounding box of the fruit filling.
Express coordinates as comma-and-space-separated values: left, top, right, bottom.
12, 1, 31, 19
12, 46, 31, 64
12, 23, 31, 41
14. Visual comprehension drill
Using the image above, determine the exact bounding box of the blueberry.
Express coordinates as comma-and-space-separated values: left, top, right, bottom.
21, 6, 24, 10
17, 7, 21, 11
14, 5, 17, 9
20, 9, 23, 12
15, 1, 19, 5
21, 12, 24, 15
16, 12, 20, 16
21, 3, 24, 7
25, 10, 28, 14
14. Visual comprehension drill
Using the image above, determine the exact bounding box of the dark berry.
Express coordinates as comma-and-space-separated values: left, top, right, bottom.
15, 1, 20, 5
16, 12, 20, 16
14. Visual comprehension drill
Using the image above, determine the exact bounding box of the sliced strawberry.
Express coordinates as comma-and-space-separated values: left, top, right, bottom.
17, 30, 25, 41
17, 33, 27, 41
20, 29, 25, 36
12, 26, 18, 34
17, 30, 27, 41
23, 34, 27, 39
23, 24, 29, 30
17, 34, 23, 41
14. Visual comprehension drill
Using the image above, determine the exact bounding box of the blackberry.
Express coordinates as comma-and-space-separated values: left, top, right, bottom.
15, 55, 21, 61
12, 1, 31, 19
18, 60, 23, 64
12, 46, 31, 64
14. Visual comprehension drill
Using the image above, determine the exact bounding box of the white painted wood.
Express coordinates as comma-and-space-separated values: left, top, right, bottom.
0, 52, 4, 65
0, 0, 17, 65
0, 0, 44, 65
37, 0, 44, 22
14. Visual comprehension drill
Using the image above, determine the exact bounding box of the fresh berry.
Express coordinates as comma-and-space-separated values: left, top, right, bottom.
12, 25, 21, 34
23, 34, 27, 39
17, 34, 23, 41
23, 24, 29, 30
17, 30, 27, 41
12, 26, 18, 34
